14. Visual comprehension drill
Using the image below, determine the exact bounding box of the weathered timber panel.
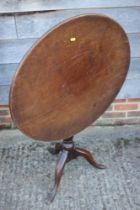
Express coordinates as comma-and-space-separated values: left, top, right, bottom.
0, 39, 37, 64
0, 15, 17, 39
0, 0, 140, 14
117, 79, 140, 99
15, 8, 140, 39
1, 8, 140, 40
0, 2, 140, 103
0, 64, 18, 85
128, 58, 140, 78
0, 85, 10, 104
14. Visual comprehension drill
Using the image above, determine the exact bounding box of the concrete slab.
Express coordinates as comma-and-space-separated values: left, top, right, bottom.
0, 125, 140, 210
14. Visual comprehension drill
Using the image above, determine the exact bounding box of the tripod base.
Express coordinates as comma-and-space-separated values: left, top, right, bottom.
48, 136, 106, 202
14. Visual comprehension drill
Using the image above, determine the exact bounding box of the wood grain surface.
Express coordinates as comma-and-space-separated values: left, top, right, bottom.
9, 14, 130, 141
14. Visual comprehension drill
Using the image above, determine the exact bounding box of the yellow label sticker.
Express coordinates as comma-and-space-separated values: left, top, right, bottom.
70, 37, 76, 42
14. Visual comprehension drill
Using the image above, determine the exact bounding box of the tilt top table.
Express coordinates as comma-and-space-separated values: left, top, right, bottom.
9, 14, 130, 201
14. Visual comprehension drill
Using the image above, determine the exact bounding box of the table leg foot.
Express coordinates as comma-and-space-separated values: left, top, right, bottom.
48, 150, 69, 202
48, 136, 106, 201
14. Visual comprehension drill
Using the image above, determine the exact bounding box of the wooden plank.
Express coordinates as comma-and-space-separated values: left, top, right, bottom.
0, 58, 139, 86
117, 79, 140, 99
0, 33, 139, 64
0, 0, 140, 14
0, 39, 37, 64
0, 85, 10, 104
0, 63, 18, 85
127, 58, 140, 79
0, 15, 17, 40
15, 8, 140, 39
128, 33, 140, 58
1, 8, 140, 40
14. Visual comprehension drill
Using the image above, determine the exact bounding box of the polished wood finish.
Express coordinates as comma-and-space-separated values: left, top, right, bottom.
9, 14, 130, 141
9, 14, 130, 202
48, 136, 106, 202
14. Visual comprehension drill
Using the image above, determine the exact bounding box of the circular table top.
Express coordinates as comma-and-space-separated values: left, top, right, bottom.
9, 14, 130, 141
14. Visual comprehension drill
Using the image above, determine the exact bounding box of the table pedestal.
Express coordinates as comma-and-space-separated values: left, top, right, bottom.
48, 136, 106, 201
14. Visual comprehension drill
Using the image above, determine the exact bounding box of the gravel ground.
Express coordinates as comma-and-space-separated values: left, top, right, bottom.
0, 125, 140, 210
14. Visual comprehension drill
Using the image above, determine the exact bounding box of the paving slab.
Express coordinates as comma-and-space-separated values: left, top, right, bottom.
0, 125, 140, 210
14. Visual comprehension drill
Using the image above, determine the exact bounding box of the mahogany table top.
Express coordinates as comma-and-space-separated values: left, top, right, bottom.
9, 14, 130, 141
